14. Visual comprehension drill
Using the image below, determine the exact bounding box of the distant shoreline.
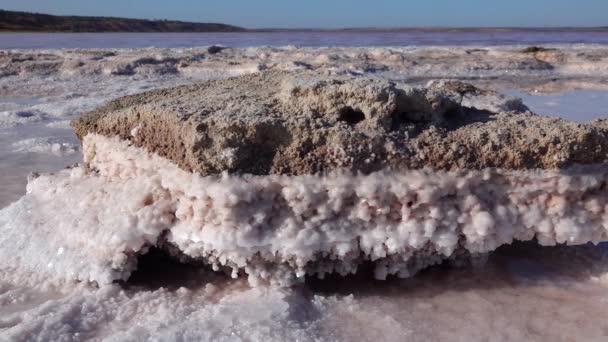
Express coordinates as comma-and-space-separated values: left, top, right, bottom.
1, 9, 606, 33
0, 9, 245, 33
251, 27, 608, 33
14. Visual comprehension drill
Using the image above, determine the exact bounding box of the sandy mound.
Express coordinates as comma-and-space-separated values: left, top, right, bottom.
73, 71, 608, 175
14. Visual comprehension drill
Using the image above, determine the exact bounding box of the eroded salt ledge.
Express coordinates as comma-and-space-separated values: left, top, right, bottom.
2, 133, 606, 286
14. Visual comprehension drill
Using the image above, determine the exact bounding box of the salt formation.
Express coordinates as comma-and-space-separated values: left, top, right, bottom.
11, 137, 79, 155
3, 45, 608, 87
2, 71, 608, 286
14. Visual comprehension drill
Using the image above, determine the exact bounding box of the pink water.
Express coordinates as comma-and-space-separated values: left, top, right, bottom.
2, 31, 608, 49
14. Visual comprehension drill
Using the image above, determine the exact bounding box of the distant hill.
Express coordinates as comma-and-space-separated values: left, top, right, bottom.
2, 9, 605, 34
0, 9, 245, 32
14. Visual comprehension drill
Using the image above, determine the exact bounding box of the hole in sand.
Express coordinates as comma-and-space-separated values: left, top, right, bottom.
125, 247, 221, 290
390, 111, 411, 130
337, 107, 365, 125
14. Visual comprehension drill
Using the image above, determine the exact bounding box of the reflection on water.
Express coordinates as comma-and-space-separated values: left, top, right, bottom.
117, 241, 608, 341
505, 89, 608, 122
303, 241, 608, 341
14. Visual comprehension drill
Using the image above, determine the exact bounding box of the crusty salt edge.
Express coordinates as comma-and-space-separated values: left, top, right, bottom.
1, 133, 607, 286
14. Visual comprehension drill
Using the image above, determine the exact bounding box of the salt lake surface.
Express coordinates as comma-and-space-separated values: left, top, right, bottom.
505, 89, 608, 122
1, 38, 608, 341
2, 30, 608, 49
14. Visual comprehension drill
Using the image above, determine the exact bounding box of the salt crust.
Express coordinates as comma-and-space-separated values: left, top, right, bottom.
11, 137, 79, 155
1, 133, 607, 286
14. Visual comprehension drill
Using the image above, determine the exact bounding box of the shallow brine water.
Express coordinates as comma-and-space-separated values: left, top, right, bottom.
504, 89, 608, 122
2, 30, 608, 49
3, 239, 608, 340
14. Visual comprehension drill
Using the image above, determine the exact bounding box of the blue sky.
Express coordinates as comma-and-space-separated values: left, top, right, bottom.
3, 0, 607, 28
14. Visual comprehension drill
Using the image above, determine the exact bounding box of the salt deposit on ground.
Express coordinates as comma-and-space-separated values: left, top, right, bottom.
1, 45, 608, 341
3, 45, 608, 84
2, 133, 607, 288
11, 137, 79, 155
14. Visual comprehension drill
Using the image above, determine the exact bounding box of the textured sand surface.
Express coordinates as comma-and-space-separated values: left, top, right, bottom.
73, 71, 608, 176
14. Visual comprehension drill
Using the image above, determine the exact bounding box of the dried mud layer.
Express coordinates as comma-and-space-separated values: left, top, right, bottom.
73, 70, 608, 176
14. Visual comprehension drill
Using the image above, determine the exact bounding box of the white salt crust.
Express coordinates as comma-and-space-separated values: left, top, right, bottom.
11, 137, 79, 156
1, 133, 607, 286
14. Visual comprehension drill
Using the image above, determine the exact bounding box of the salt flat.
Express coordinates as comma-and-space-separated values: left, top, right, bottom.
1, 44, 608, 341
